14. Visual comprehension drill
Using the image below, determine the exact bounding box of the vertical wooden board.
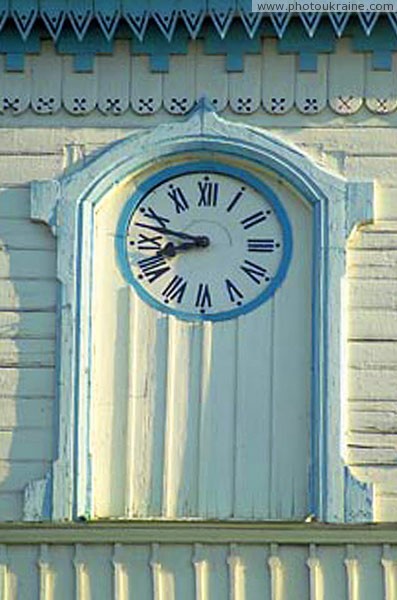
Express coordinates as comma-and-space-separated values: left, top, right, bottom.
84, 545, 113, 600
8, 546, 39, 600
31, 42, 62, 114
278, 546, 309, 599
198, 321, 237, 518
130, 55, 162, 115
234, 303, 273, 518
329, 38, 364, 115
163, 319, 202, 517
365, 54, 397, 114
62, 55, 97, 115
163, 53, 195, 115
295, 55, 327, 115
270, 185, 312, 519
238, 545, 270, 600
262, 39, 294, 114
196, 42, 228, 111
355, 546, 383, 600
91, 199, 131, 517
124, 545, 152, 600
0, 56, 31, 115
91, 285, 130, 516
51, 546, 75, 600
157, 545, 195, 600
229, 55, 261, 114
205, 546, 228, 599
97, 40, 130, 115
320, 546, 346, 600
127, 294, 168, 518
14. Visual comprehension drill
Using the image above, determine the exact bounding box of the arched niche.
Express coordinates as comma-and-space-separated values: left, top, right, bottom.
28, 104, 374, 522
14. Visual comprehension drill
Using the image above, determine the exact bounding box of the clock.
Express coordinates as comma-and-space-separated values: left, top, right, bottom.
116, 162, 292, 321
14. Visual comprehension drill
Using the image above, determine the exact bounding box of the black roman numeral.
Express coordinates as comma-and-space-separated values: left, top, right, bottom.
198, 177, 219, 207
138, 206, 170, 228
226, 187, 245, 212
136, 233, 163, 251
162, 275, 188, 304
168, 184, 189, 213
225, 279, 244, 304
137, 255, 170, 283
240, 211, 267, 230
240, 259, 269, 285
195, 283, 212, 311
247, 238, 279, 253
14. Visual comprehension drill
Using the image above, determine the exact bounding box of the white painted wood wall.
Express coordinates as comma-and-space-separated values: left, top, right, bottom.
0, 120, 396, 520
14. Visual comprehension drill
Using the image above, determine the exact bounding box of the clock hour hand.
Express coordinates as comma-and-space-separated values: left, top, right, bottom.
136, 222, 209, 245
158, 240, 209, 257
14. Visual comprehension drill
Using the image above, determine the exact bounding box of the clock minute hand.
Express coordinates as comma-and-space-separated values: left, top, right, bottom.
136, 222, 208, 244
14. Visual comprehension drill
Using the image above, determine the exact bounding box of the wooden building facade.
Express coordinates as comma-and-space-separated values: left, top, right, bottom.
0, 3, 396, 598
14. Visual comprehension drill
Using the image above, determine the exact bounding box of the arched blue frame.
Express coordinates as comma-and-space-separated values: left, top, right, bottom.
116, 161, 293, 322
29, 104, 374, 523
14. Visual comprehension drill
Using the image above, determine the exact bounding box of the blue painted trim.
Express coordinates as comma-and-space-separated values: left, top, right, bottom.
116, 161, 293, 322
73, 201, 84, 520
344, 467, 373, 522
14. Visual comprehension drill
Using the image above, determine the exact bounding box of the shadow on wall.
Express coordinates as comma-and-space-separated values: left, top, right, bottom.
0, 187, 57, 521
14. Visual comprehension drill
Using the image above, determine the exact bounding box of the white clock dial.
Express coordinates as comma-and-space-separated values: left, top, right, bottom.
117, 164, 292, 321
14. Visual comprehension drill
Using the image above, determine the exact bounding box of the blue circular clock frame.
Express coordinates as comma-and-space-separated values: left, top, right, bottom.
116, 161, 293, 322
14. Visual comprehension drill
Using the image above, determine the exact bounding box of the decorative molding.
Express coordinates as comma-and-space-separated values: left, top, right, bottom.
30, 102, 374, 522
0, 36, 396, 118
0, 6, 395, 42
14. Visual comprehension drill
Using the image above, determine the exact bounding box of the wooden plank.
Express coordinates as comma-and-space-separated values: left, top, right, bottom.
0, 397, 53, 428
163, 318, 202, 517
270, 189, 311, 519
349, 341, 397, 368
348, 281, 397, 309
348, 231, 397, 250
0, 189, 30, 219
229, 55, 261, 114
348, 431, 397, 449
295, 55, 327, 115
0, 460, 52, 492
348, 264, 397, 279
0, 280, 56, 310
31, 41, 62, 115
347, 447, 397, 465
0, 339, 55, 367
0, 55, 30, 115
0, 311, 55, 339
0, 220, 55, 250
349, 368, 397, 400
0, 367, 54, 398
62, 55, 97, 115
365, 53, 397, 114
196, 42, 227, 111
348, 249, 397, 269
0, 155, 63, 185
198, 321, 237, 518
349, 309, 397, 340
97, 41, 130, 116
0, 429, 52, 460
130, 55, 162, 115
0, 249, 56, 279
126, 294, 168, 518
262, 38, 294, 114
164, 53, 195, 115
350, 410, 397, 434
234, 302, 273, 518
328, 38, 364, 115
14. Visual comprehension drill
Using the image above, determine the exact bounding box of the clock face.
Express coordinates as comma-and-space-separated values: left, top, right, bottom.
116, 163, 292, 321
